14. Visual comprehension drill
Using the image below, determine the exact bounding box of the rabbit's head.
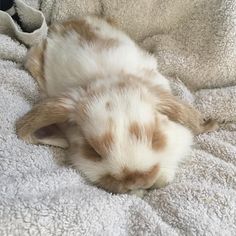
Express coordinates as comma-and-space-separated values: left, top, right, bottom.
16, 74, 193, 193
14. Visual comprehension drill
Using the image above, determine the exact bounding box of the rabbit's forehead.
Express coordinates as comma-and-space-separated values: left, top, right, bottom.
80, 109, 167, 167
80, 106, 156, 148
83, 89, 156, 128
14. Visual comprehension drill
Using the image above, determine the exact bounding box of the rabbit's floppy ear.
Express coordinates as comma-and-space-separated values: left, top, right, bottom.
16, 97, 75, 148
153, 87, 218, 135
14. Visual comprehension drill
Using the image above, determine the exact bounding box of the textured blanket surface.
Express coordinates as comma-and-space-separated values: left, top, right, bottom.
0, 0, 236, 235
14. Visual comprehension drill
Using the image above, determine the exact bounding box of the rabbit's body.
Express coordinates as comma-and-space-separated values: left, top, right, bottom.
18, 16, 218, 194
44, 16, 169, 96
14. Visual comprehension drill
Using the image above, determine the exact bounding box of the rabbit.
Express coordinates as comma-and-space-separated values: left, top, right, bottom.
16, 16, 218, 194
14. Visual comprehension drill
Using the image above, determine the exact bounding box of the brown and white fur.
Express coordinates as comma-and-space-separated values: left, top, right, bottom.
16, 16, 218, 194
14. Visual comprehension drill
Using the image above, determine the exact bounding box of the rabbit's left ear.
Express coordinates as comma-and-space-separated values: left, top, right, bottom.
16, 97, 75, 148
153, 87, 218, 134
33, 124, 68, 148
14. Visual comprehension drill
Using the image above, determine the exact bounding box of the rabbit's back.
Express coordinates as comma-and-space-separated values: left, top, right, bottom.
44, 16, 158, 96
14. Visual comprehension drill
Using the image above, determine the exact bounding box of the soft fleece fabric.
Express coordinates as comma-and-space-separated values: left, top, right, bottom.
0, 0, 236, 235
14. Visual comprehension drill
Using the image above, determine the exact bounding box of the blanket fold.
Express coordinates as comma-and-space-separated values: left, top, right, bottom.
0, 0, 47, 46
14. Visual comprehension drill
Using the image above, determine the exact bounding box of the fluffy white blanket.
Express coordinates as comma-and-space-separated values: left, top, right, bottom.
0, 0, 235, 235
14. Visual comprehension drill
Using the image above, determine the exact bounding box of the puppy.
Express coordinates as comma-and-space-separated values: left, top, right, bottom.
16, 16, 218, 194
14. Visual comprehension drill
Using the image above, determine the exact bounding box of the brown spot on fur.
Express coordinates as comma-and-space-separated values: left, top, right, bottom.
115, 73, 148, 93
96, 38, 119, 50
89, 131, 114, 156
129, 120, 166, 150
129, 122, 154, 142
98, 164, 160, 193
49, 19, 97, 41
24, 40, 47, 92
105, 17, 118, 27
100, 131, 114, 150
129, 122, 142, 140
152, 127, 167, 151
105, 102, 113, 111
116, 81, 127, 89
80, 141, 102, 162
49, 18, 119, 50
122, 165, 159, 187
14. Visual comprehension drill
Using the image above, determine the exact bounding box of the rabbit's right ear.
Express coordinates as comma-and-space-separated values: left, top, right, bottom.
16, 97, 75, 148
152, 86, 219, 135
